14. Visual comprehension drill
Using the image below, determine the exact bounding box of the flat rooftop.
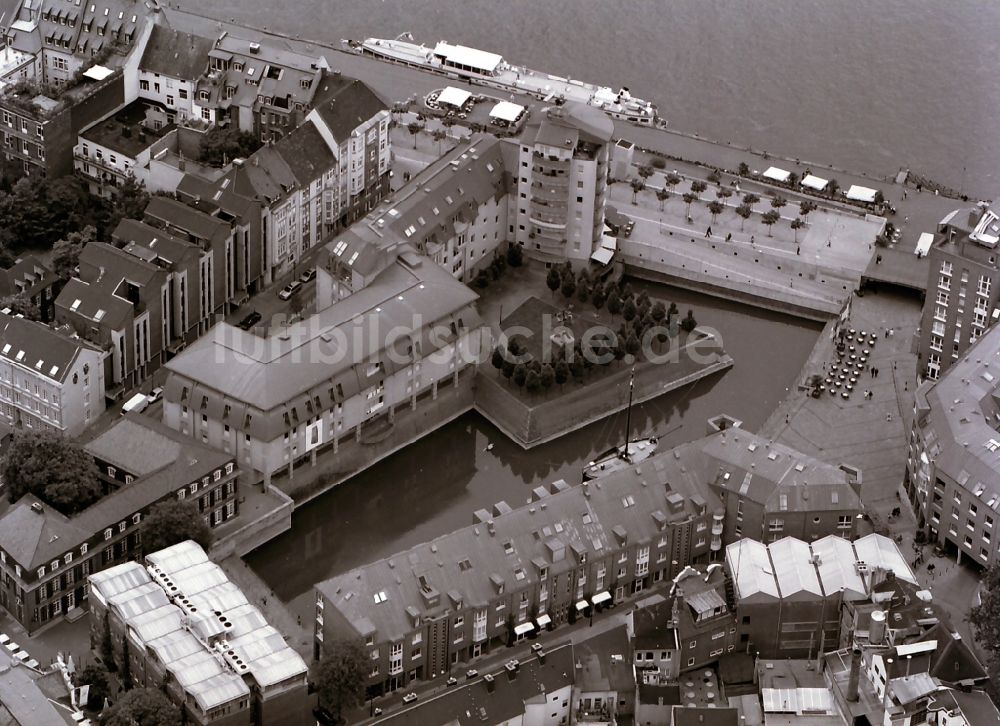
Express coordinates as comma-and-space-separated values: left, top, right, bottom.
81, 100, 173, 158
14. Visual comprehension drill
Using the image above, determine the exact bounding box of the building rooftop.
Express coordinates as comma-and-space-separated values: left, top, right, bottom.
90, 541, 307, 712
139, 24, 212, 80
143, 195, 231, 249
0, 309, 100, 383
0, 254, 57, 300
81, 99, 172, 158
309, 76, 387, 141
0, 416, 231, 571
927, 688, 1000, 726
0, 653, 68, 726
574, 625, 634, 694
726, 534, 915, 603
914, 321, 1000, 517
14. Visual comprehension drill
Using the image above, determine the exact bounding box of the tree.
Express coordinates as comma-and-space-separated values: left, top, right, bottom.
707, 201, 724, 224
52, 225, 97, 280
501, 358, 515, 381
0, 292, 40, 320
491, 346, 505, 370
625, 332, 640, 358
607, 293, 622, 319
540, 363, 555, 390
591, 284, 606, 311
690, 180, 708, 198
761, 209, 780, 236
120, 634, 131, 690
577, 281, 591, 303
506, 243, 523, 267
790, 218, 805, 242
431, 128, 448, 154
546, 267, 561, 297
637, 164, 653, 180
197, 126, 263, 167
406, 121, 424, 149
799, 200, 817, 218
140, 499, 212, 554
105, 176, 151, 234
716, 187, 733, 202
0, 176, 103, 251
525, 369, 542, 393
737, 161, 750, 176
742, 192, 760, 210
622, 298, 637, 322
651, 301, 666, 323
827, 178, 840, 197
707, 170, 721, 184
873, 190, 885, 206
681, 309, 698, 332
2, 430, 100, 512
560, 276, 576, 299
682, 192, 698, 219
735, 204, 753, 231
630, 178, 645, 203
770, 195, 787, 212
554, 359, 570, 386
101, 687, 180, 726
570, 357, 585, 383
655, 187, 670, 211
970, 564, 1000, 676
100, 611, 115, 671
75, 664, 111, 711
664, 173, 682, 195
513, 362, 527, 387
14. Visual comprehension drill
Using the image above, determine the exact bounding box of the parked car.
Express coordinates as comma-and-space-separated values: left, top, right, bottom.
238, 310, 262, 330
446, 677, 458, 687
299, 267, 316, 283
147, 386, 164, 404
623, 220, 635, 237
277, 281, 303, 300
121, 392, 149, 416
402, 692, 418, 704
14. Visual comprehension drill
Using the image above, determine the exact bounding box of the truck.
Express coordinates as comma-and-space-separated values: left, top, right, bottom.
121, 392, 149, 416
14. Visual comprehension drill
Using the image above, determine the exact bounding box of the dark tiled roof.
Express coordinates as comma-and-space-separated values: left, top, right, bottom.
0, 311, 94, 382
574, 625, 635, 693
144, 196, 230, 247
311, 78, 386, 141
271, 120, 335, 186
140, 25, 212, 80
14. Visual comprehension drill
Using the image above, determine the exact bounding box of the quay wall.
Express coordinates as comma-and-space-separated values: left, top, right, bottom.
210, 487, 295, 559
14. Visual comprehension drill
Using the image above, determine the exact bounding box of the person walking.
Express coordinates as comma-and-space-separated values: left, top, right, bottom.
796, 246, 800, 255
706, 226, 713, 238
750, 235, 755, 245
725, 232, 732, 242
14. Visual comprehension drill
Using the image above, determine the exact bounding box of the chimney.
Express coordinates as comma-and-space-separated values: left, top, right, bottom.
484, 673, 495, 693
847, 648, 862, 702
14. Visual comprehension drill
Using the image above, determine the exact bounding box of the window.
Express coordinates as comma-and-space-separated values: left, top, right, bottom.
139, 79, 149, 91
838, 515, 852, 529
179, 88, 188, 100
104, 528, 112, 540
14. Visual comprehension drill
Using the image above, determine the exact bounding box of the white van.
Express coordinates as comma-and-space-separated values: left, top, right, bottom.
121, 392, 149, 415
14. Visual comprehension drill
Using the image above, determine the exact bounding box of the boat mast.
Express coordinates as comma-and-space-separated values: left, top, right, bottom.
622, 368, 635, 459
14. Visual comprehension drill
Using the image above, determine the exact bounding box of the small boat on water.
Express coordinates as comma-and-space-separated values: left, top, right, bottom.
582, 369, 658, 480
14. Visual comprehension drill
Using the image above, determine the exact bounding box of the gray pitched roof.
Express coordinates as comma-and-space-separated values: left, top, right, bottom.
140, 25, 212, 80
310, 78, 387, 141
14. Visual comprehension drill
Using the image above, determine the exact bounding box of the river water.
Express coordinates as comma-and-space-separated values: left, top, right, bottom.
246, 285, 822, 614
176, 0, 998, 196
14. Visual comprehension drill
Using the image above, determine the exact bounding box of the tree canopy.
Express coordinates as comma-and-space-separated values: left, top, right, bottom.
0, 176, 104, 251
970, 563, 1000, 675
197, 126, 263, 167
2, 430, 101, 513
100, 687, 180, 726
75, 664, 111, 711
0, 292, 41, 320
140, 499, 212, 554
52, 225, 98, 280
316, 639, 368, 723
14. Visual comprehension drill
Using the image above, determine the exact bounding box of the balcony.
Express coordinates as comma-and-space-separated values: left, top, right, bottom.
710, 535, 722, 551
531, 173, 570, 190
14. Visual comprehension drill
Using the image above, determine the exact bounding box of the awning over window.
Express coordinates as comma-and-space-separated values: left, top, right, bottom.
514, 622, 535, 635
536, 614, 552, 627
575, 599, 590, 611
591, 591, 612, 605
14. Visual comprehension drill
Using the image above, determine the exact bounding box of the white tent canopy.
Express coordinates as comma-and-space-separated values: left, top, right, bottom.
82, 65, 114, 81
762, 166, 791, 183
438, 86, 472, 108
801, 174, 829, 191
591, 247, 614, 265
489, 100, 524, 123
915, 233, 934, 256
846, 185, 879, 203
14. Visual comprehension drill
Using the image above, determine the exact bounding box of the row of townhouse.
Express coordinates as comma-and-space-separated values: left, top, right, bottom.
313, 418, 860, 699
0, 253, 61, 321
0, 0, 160, 176
54, 193, 255, 400
0, 308, 104, 436
908, 319, 1000, 568
161, 243, 485, 483
0, 414, 239, 634
89, 541, 309, 726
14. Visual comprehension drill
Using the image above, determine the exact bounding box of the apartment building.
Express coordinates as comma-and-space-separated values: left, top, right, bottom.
0, 309, 104, 435
908, 322, 1000, 567
318, 134, 509, 303
513, 103, 613, 262
135, 24, 212, 122
314, 453, 723, 697
0, 415, 238, 634
725, 534, 916, 659
162, 244, 484, 482
918, 203, 1000, 380
218, 75, 390, 283
196, 32, 328, 137
630, 564, 737, 681
701, 416, 862, 544
572, 626, 635, 724
0, 253, 60, 321
89, 541, 308, 726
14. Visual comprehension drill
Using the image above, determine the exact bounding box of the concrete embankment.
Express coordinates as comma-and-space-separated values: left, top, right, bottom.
474, 330, 733, 449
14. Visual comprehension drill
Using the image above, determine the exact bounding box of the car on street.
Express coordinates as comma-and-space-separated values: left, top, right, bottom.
446, 676, 458, 687
623, 219, 635, 237
402, 692, 418, 704
299, 267, 316, 283
277, 281, 302, 300
147, 386, 164, 404
238, 310, 262, 330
